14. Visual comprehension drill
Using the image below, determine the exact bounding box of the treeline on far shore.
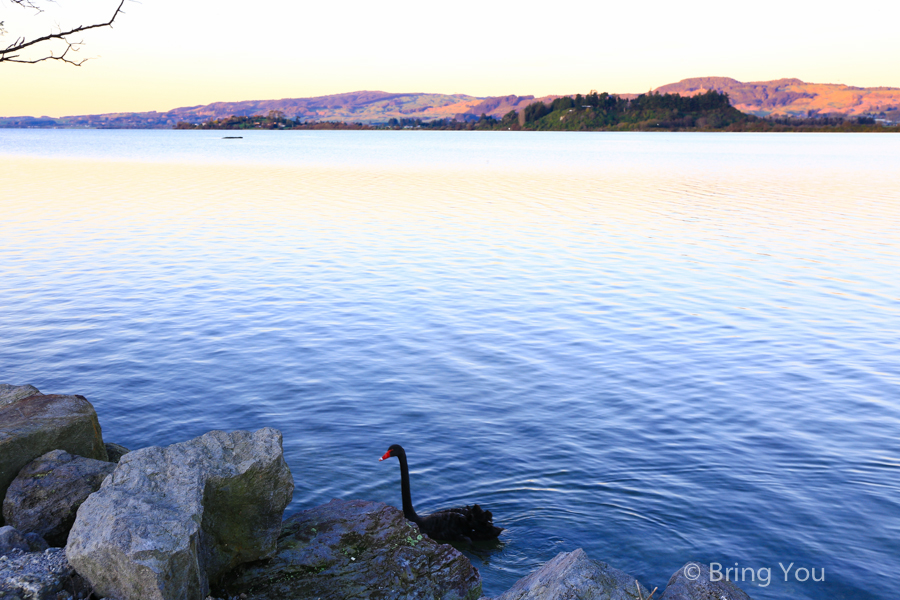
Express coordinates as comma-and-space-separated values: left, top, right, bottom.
175, 114, 374, 130
174, 91, 899, 133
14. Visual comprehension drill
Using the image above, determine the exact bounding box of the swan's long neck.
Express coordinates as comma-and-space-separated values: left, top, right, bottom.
396, 451, 422, 524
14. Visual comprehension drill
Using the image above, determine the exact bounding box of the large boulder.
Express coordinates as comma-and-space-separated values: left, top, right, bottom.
492, 548, 650, 600
0, 547, 91, 600
216, 498, 483, 600
66, 428, 294, 600
0, 394, 107, 527
0, 384, 40, 408
659, 562, 752, 600
3, 450, 116, 547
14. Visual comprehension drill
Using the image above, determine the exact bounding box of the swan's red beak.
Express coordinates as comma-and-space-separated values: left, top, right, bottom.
380, 450, 392, 461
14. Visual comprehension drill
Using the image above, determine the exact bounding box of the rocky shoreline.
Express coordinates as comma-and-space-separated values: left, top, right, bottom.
1, 383, 755, 600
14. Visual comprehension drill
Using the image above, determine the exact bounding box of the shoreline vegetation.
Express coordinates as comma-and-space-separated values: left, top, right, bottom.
172, 91, 897, 133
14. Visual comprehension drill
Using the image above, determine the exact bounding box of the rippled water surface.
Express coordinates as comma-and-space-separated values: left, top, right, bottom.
2, 130, 899, 599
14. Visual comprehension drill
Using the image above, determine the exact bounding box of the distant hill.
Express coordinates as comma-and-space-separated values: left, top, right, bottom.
653, 77, 900, 119
172, 91, 483, 122
0, 91, 560, 128
2, 78, 899, 128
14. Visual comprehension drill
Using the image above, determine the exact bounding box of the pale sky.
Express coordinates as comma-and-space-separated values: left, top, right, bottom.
2, 0, 899, 117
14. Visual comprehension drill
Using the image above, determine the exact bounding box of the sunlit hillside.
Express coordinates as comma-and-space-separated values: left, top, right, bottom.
654, 77, 900, 120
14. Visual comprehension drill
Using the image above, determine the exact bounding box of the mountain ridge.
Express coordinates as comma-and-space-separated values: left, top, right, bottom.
3, 78, 899, 127
654, 77, 900, 118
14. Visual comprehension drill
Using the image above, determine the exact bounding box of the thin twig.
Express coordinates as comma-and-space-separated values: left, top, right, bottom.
636, 580, 658, 600
10, 0, 44, 13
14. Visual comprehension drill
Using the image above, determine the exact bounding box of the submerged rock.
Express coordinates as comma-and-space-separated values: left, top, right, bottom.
2, 450, 116, 547
491, 548, 650, 600
0, 384, 40, 408
216, 498, 482, 600
659, 562, 752, 600
0, 547, 91, 600
0, 394, 107, 527
66, 428, 294, 600
104, 442, 131, 463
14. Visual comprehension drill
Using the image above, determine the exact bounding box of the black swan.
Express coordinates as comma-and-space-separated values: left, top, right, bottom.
380, 443, 503, 542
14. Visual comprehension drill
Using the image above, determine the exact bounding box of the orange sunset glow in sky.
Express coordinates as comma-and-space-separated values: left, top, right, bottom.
1, 0, 899, 117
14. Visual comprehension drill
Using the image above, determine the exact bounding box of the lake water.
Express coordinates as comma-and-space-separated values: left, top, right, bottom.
1, 130, 899, 599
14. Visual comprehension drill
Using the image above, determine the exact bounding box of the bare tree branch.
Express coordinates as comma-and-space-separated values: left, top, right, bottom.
1, 0, 125, 65
10, 0, 44, 12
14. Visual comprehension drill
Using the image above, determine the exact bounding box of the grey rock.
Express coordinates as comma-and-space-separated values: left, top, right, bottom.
22, 534, 49, 554
66, 428, 293, 600
217, 498, 482, 600
0, 394, 108, 526
0, 547, 91, 600
0, 527, 29, 557
659, 562, 752, 600
0, 384, 40, 409
104, 443, 130, 463
3, 450, 116, 547
492, 548, 650, 600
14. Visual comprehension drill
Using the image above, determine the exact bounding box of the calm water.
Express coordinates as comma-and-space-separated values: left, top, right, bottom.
1, 130, 899, 599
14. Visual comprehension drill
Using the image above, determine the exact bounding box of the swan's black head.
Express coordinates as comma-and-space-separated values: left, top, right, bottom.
380, 444, 405, 461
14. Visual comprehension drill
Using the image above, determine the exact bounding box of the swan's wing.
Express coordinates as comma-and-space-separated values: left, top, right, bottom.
423, 505, 503, 542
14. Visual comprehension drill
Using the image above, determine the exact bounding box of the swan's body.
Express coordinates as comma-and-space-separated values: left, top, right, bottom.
380, 444, 503, 542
